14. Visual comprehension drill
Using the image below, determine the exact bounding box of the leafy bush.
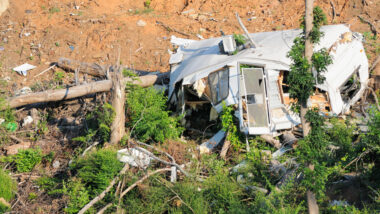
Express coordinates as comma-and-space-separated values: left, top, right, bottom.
73, 103, 115, 143
62, 179, 91, 214
14, 148, 43, 172
221, 103, 243, 150
70, 149, 123, 195
0, 169, 16, 212
126, 86, 183, 142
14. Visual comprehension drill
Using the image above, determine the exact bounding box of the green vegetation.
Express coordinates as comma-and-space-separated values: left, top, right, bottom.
221, 102, 243, 150
49, 7, 60, 14
0, 169, 16, 212
73, 102, 115, 144
13, 148, 43, 172
126, 86, 183, 142
70, 149, 123, 195
53, 71, 65, 85
233, 34, 246, 46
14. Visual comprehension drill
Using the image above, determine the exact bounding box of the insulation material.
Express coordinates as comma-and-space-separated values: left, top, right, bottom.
192, 79, 206, 97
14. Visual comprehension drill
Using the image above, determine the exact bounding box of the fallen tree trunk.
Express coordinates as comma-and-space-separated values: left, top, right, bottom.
7, 75, 158, 109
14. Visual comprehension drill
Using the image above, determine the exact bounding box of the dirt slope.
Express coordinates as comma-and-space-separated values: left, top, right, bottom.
0, 0, 378, 91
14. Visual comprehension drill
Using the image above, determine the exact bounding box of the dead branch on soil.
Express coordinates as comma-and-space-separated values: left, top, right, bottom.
367, 87, 380, 111
34, 64, 57, 77
132, 140, 178, 182
131, 146, 190, 177
330, 1, 336, 21
156, 21, 191, 37
57, 58, 107, 77
119, 168, 171, 199
81, 141, 99, 157
78, 163, 130, 214
358, 15, 378, 36
370, 55, 380, 72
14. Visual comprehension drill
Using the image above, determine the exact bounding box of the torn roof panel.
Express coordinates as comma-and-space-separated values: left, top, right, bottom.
169, 24, 353, 94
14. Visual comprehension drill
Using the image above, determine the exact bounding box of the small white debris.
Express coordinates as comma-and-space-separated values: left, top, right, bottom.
136, 20, 147, 27
22, 116, 33, 127
13, 63, 36, 76
52, 160, 60, 169
74, 6, 80, 10
117, 147, 152, 168
0, 118, 4, 125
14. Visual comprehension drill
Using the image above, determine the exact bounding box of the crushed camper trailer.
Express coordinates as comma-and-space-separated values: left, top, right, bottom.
168, 24, 369, 136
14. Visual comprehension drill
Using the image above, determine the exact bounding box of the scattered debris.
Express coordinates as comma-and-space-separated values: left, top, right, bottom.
22, 116, 33, 127
13, 63, 36, 76
52, 160, 60, 169
168, 25, 369, 136
117, 148, 153, 168
199, 130, 226, 154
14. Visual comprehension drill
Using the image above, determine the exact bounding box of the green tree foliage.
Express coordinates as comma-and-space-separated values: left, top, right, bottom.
70, 149, 123, 195
126, 86, 183, 142
62, 179, 91, 214
287, 6, 332, 111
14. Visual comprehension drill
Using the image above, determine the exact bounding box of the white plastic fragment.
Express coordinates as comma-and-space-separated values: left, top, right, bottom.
13, 63, 36, 76
117, 147, 153, 168
199, 130, 226, 154
0, 118, 4, 125
272, 146, 293, 159
22, 116, 33, 127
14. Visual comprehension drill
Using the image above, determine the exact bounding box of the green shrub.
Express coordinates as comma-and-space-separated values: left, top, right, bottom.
221, 103, 243, 150
70, 149, 123, 195
126, 86, 183, 142
62, 179, 91, 214
73, 103, 115, 143
0, 169, 16, 212
14, 148, 43, 172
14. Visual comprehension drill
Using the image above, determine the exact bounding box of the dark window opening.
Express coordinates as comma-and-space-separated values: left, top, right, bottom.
340, 68, 361, 102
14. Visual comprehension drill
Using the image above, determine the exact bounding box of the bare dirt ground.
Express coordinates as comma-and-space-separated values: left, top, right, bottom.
0, 0, 379, 213
0, 0, 379, 90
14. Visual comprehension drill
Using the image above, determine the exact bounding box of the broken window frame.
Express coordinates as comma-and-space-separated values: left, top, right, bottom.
339, 66, 361, 103
208, 67, 230, 105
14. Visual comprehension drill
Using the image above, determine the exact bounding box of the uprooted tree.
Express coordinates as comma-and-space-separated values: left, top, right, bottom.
287, 2, 332, 213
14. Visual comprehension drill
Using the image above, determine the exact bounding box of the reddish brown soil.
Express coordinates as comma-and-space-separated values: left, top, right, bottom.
0, 0, 378, 90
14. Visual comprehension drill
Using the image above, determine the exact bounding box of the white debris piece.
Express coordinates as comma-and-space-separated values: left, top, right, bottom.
22, 116, 33, 127
199, 130, 226, 154
136, 20, 147, 27
117, 147, 152, 168
13, 63, 36, 76
0, 118, 4, 125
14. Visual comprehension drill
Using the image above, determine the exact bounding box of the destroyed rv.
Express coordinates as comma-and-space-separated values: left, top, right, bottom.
168, 24, 369, 135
